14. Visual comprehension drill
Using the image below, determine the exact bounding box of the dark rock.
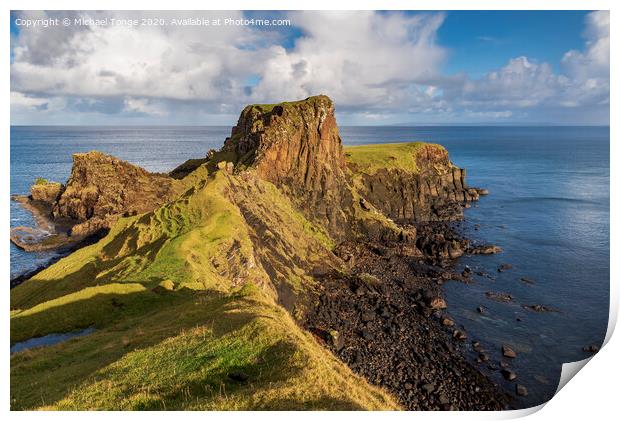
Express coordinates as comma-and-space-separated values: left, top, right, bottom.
523, 304, 558, 313
360, 329, 375, 341
501, 369, 517, 381
485, 291, 513, 302
520, 277, 536, 285
497, 263, 513, 272
583, 344, 600, 353
515, 384, 528, 396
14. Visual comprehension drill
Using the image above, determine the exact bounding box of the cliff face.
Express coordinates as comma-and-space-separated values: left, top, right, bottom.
52, 151, 180, 236
223, 96, 353, 240
348, 144, 481, 223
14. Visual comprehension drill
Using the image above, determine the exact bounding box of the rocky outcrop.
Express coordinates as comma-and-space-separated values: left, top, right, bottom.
353, 145, 482, 223
30, 181, 63, 203
222, 96, 353, 240
11, 152, 181, 252
51, 151, 180, 236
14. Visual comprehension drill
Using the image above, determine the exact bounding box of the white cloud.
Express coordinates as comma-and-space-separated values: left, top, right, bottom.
249, 12, 447, 109
10, 10, 609, 125
123, 97, 168, 116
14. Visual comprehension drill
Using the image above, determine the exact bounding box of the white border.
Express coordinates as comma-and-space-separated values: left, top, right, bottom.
2, 1, 616, 420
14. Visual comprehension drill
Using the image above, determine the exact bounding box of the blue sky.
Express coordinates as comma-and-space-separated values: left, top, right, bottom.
437, 11, 588, 77
10, 10, 609, 125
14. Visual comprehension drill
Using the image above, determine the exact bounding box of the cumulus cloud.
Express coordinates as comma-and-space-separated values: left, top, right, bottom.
10, 10, 609, 125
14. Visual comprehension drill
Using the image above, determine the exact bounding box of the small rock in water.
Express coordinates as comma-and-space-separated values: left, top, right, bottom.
485, 291, 513, 302
583, 344, 600, 353
228, 371, 249, 382
497, 264, 513, 272
523, 304, 557, 313
476, 306, 485, 314
515, 384, 528, 396
502, 345, 517, 358
520, 277, 536, 285
534, 375, 550, 384
501, 369, 517, 381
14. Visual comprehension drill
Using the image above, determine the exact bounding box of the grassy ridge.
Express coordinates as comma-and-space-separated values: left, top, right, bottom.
11, 160, 398, 410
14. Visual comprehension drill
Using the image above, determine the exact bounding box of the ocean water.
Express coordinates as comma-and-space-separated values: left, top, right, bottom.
10, 125, 609, 407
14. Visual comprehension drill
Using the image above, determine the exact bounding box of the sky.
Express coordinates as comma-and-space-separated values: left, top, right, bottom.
10, 10, 610, 126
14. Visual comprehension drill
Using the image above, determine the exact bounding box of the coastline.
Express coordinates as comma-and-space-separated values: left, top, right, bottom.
12, 97, 602, 410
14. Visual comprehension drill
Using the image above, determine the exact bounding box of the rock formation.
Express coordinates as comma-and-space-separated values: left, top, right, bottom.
222, 95, 353, 239
11, 151, 181, 250
352, 144, 482, 223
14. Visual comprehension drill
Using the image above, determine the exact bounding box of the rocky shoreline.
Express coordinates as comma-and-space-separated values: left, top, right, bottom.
304, 224, 511, 410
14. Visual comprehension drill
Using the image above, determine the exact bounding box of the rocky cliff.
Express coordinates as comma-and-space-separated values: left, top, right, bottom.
222, 96, 353, 239
346, 142, 484, 223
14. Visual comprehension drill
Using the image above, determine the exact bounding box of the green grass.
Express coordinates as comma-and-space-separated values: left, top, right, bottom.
344, 141, 445, 175
11, 285, 399, 410
34, 177, 50, 185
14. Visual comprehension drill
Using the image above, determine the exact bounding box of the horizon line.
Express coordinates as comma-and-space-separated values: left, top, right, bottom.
9, 124, 611, 128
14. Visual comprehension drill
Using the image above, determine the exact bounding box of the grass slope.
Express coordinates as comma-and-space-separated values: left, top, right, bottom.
11, 285, 399, 410
11, 161, 397, 410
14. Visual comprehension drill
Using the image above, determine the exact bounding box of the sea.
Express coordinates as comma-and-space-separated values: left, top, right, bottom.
10, 125, 609, 408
